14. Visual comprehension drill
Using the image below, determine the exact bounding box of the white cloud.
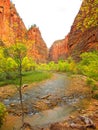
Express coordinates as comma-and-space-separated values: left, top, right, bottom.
12, 0, 82, 47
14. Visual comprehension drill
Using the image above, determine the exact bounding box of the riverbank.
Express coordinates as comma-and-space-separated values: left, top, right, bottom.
0, 71, 53, 102
41, 74, 98, 130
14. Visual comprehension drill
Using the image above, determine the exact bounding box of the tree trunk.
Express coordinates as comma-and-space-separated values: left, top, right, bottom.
18, 60, 24, 126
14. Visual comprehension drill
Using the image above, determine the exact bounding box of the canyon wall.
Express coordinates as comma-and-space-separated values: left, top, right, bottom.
49, 35, 68, 62
49, 0, 98, 61
27, 26, 48, 62
68, 0, 98, 60
0, 0, 48, 62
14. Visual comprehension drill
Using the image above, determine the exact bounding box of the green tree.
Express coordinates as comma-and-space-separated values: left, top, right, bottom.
9, 43, 27, 126
22, 57, 36, 71
0, 47, 17, 79
77, 51, 98, 80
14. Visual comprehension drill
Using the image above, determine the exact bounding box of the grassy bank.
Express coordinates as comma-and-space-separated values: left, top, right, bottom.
0, 71, 52, 86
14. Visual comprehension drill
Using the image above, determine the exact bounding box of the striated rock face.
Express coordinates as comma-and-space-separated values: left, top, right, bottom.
68, 0, 98, 60
10, 3, 27, 41
0, 0, 48, 62
0, 0, 11, 44
27, 26, 48, 62
0, 0, 26, 45
49, 35, 68, 62
49, 0, 98, 62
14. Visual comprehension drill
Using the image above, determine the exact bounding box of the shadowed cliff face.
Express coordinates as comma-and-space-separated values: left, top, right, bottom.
49, 35, 68, 62
0, 0, 48, 62
68, 0, 98, 60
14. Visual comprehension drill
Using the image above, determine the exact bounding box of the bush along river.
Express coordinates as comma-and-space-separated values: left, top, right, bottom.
1, 73, 89, 130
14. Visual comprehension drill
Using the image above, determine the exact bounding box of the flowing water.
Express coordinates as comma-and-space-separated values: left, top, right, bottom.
1, 73, 75, 130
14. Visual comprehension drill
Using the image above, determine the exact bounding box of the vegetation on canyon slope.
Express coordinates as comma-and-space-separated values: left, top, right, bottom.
76, 0, 98, 31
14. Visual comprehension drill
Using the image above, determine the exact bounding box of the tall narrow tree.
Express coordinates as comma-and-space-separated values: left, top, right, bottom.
9, 42, 27, 126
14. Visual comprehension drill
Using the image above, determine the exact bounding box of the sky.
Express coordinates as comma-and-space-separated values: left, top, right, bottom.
11, 0, 82, 48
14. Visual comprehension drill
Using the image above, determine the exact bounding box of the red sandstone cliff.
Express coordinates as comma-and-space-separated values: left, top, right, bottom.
0, 0, 48, 62
27, 25, 48, 62
49, 35, 68, 62
10, 3, 27, 41
0, 0, 26, 45
67, 0, 98, 60
0, 0, 11, 44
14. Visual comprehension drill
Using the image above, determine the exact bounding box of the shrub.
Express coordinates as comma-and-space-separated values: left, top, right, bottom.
77, 51, 98, 80
86, 78, 96, 87
0, 102, 7, 127
93, 94, 98, 100
86, 77, 98, 91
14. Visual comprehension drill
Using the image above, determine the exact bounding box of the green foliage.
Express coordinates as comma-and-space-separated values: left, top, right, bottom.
0, 43, 52, 86
9, 43, 27, 64
37, 62, 58, 71
86, 77, 98, 93
0, 103, 7, 127
93, 94, 98, 99
56, 58, 77, 73
86, 78, 96, 87
36, 57, 77, 74
77, 51, 98, 80
0, 43, 29, 81
0, 47, 7, 72
6, 57, 17, 70
77, 51, 98, 99
0, 71, 52, 86
22, 71, 52, 83
36, 63, 47, 71
0, 47, 17, 79
47, 61, 58, 71
76, 0, 98, 31
22, 57, 36, 71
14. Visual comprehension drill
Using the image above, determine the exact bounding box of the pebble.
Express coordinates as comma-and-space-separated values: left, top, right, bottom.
10, 103, 15, 107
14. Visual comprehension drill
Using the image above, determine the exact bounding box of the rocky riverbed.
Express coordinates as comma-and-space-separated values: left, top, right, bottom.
0, 73, 98, 130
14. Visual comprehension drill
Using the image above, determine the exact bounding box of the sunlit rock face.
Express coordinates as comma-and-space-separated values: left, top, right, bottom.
67, 0, 98, 60
49, 35, 68, 62
0, 0, 48, 62
0, 0, 26, 45
0, 0, 11, 44
10, 3, 27, 41
27, 26, 48, 63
